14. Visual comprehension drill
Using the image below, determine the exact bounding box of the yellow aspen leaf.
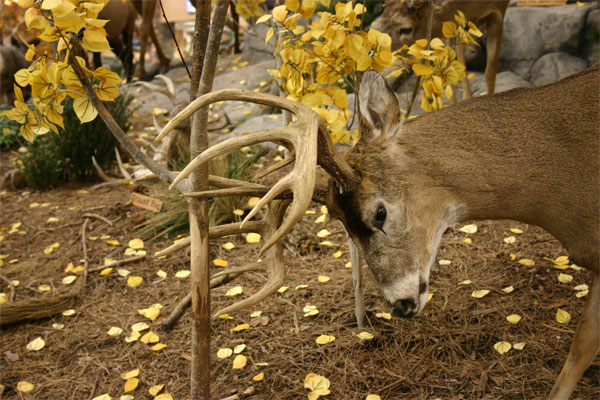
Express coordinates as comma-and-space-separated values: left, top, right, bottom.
427, 292, 434, 302
320, 206, 328, 215
44, 245, 55, 255
333, 251, 342, 258
295, 284, 309, 290
175, 270, 191, 278
217, 348, 233, 359
356, 331, 374, 340
556, 308, 571, 324
127, 276, 143, 288
471, 289, 490, 298
375, 312, 392, 320
501, 286, 514, 294
459, 224, 477, 234
438, 259, 451, 266
71, 265, 84, 273
125, 331, 141, 343
413, 62, 433, 76
574, 284, 589, 291
26, 337, 45, 351
222, 242, 236, 251
218, 313, 233, 320
552, 263, 570, 270
253, 372, 264, 381
155, 394, 173, 400
272, 5, 287, 22
510, 228, 523, 234
233, 209, 244, 216
366, 395, 382, 400
105, 239, 120, 246
138, 303, 162, 321
123, 378, 139, 393
121, 369, 140, 380
503, 236, 516, 244
576, 290, 588, 298
226, 285, 243, 296
83, 27, 110, 52
246, 233, 261, 243
140, 331, 160, 344
509, 253, 516, 261
493, 341, 511, 355
38, 284, 51, 292
458, 280, 472, 285
131, 322, 149, 332
248, 197, 260, 207
250, 311, 262, 318
234, 344, 246, 354
462, 237, 472, 244
107, 327, 123, 336
232, 354, 247, 369
121, 395, 134, 400
558, 273, 573, 283
299, 0, 316, 18
317, 229, 330, 238
277, 286, 289, 293
319, 241, 334, 247
91, 394, 110, 400
156, 270, 167, 278
17, 381, 35, 392
315, 335, 336, 344
304, 373, 330, 393
52, 323, 64, 329
506, 314, 522, 324
518, 258, 535, 266
315, 214, 327, 223
0, 293, 9, 303
63, 275, 77, 285
149, 384, 164, 396
317, 275, 330, 283
73, 96, 98, 123
151, 343, 167, 351
345, 262, 352, 269
554, 255, 570, 265
100, 267, 113, 276
513, 342, 526, 350
442, 21, 457, 38
62, 309, 76, 316
570, 263, 583, 270
232, 323, 251, 332
256, 14, 272, 24
128, 238, 144, 249
213, 259, 229, 267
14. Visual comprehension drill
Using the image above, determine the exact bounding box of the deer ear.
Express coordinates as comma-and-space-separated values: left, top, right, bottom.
358, 70, 400, 141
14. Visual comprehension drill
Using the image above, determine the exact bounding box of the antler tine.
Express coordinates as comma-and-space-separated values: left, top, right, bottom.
155, 89, 303, 142
168, 126, 297, 190
154, 74, 176, 99
213, 200, 289, 318
134, 80, 177, 104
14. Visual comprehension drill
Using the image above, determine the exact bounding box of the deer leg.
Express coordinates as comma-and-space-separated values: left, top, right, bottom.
457, 43, 472, 100
149, 26, 171, 70
483, 13, 504, 95
348, 234, 365, 328
134, 2, 156, 79
548, 273, 600, 399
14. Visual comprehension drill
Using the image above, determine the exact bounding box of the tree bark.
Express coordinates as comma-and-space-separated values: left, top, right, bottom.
188, 1, 230, 399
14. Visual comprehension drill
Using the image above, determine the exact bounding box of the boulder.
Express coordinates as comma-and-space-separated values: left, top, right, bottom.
530, 52, 588, 86
582, 8, 600, 65
241, 23, 277, 64
500, 4, 593, 67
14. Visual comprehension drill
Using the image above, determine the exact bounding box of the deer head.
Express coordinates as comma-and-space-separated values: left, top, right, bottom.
376, 0, 431, 51
327, 71, 464, 317
157, 70, 460, 318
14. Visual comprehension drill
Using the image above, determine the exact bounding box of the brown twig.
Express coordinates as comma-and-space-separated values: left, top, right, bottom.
218, 387, 255, 400
88, 255, 146, 273
81, 213, 112, 226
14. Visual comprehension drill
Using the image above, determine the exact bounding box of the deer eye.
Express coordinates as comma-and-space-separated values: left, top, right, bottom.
372, 205, 387, 233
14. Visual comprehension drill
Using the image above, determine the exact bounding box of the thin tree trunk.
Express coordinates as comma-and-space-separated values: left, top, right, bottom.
189, 1, 230, 399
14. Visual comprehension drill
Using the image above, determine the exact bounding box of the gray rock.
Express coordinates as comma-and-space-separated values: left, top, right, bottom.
212, 59, 275, 92
530, 52, 588, 86
470, 71, 531, 94
500, 4, 594, 65
212, 114, 285, 149
242, 23, 277, 64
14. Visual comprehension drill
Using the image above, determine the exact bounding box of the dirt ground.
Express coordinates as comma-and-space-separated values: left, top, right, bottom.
0, 133, 599, 400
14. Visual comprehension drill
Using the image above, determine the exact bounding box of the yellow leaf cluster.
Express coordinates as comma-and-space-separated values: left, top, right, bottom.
260, 1, 393, 144
6, 1, 121, 142
304, 373, 330, 400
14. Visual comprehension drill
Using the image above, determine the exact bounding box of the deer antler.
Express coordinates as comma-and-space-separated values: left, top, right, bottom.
158, 89, 359, 257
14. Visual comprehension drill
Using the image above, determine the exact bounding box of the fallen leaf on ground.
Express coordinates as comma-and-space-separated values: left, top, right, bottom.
26, 337, 45, 351
471, 289, 490, 298
315, 335, 336, 344
494, 341, 511, 355
556, 308, 571, 324
506, 314, 521, 324
123, 378, 138, 393
458, 224, 477, 234
127, 276, 143, 288
217, 348, 233, 359
232, 354, 247, 369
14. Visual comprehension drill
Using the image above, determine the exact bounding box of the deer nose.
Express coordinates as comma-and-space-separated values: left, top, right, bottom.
392, 298, 416, 318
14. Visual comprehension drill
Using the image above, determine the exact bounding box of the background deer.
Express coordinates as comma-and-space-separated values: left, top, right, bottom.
376, 0, 509, 97
158, 64, 599, 398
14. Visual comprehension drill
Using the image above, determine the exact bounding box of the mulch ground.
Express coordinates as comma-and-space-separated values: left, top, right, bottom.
0, 149, 598, 400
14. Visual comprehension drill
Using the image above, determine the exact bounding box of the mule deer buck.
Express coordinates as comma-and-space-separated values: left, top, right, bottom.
376, 0, 509, 98
156, 64, 599, 398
